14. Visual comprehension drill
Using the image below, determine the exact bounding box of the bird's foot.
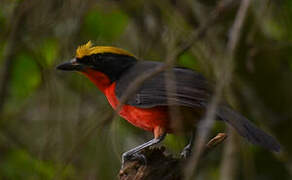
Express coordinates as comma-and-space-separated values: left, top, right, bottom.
180, 144, 192, 159
122, 152, 147, 168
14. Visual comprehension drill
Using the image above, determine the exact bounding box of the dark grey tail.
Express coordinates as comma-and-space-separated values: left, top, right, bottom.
217, 105, 281, 152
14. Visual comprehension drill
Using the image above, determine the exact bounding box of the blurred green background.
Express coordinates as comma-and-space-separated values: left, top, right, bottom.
0, 0, 292, 179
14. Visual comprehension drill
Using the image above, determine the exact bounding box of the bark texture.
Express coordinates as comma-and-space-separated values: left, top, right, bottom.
119, 147, 183, 180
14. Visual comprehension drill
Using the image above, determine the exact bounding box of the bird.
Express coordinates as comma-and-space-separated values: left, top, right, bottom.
57, 41, 281, 165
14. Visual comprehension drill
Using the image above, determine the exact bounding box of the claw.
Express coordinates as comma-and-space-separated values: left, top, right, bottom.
130, 153, 147, 164
180, 144, 192, 159
120, 133, 166, 169
122, 152, 147, 168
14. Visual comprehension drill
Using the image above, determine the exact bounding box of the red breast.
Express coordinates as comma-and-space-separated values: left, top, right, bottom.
82, 69, 170, 132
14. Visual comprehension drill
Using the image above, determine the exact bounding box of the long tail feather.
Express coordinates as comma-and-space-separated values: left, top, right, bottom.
217, 105, 281, 152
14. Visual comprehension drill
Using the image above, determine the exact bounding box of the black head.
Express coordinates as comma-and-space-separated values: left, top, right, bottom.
57, 42, 137, 82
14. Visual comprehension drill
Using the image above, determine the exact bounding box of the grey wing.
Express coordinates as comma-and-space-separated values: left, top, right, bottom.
115, 61, 212, 108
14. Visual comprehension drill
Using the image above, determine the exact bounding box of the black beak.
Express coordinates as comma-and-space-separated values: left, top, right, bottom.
56, 59, 84, 71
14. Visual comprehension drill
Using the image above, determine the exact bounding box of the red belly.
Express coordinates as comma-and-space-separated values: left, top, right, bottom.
104, 83, 169, 132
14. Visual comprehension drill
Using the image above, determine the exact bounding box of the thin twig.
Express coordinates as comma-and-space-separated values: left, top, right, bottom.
227, 0, 251, 56
219, 128, 238, 180
0, 2, 27, 115
184, 0, 251, 179
163, 36, 184, 131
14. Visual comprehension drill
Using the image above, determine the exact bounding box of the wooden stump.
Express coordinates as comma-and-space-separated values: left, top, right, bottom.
118, 133, 227, 180
119, 147, 183, 180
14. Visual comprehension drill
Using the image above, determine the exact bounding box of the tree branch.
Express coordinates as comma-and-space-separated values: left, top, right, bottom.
184, 0, 251, 179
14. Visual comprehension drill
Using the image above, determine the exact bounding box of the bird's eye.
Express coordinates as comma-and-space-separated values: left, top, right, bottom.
96, 54, 104, 61
93, 54, 106, 64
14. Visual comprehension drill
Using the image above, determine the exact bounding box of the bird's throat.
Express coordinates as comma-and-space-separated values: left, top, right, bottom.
81, 69, 112, 93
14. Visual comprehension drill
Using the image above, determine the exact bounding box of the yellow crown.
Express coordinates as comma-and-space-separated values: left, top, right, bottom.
76, 41, 135, 59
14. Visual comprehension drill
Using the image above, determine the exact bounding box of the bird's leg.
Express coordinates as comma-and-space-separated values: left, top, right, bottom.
180, 131, 194, 159
122, 127, 166, 167
180, 132, 228, 159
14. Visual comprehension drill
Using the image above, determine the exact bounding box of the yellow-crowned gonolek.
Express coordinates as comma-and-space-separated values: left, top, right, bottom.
57, 41, 281, 165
